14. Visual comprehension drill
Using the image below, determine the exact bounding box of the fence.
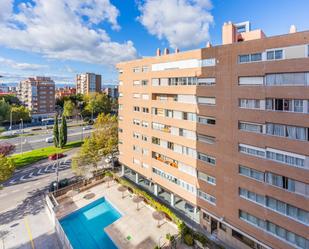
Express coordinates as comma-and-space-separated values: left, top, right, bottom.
45, 194, 73, 249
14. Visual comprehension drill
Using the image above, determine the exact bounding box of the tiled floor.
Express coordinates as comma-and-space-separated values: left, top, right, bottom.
55, 181, 179, 249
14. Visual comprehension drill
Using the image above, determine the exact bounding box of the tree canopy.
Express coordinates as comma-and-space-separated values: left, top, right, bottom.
63, 100, 75, 117
0, 155, 15, 183
72, 113, 118, 177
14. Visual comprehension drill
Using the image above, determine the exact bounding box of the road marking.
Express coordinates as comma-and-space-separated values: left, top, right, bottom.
28, 172, 34, 178
0, 192, 8, 197
24, 216, 35, 249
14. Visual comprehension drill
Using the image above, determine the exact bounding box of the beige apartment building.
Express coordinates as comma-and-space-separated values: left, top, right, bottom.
76, 73, 101, 94
117, 21, 309, 249
18, 76, 55, 121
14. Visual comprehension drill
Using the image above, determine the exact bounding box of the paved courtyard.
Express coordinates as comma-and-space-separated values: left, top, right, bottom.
56, 180, 179, 249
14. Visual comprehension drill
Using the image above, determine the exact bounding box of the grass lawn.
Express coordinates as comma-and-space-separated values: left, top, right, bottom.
10, 141, 83, 168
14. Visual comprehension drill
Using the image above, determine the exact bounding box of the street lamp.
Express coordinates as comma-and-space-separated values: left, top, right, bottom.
55, 108, 62, 190
20, 119, 23, 155
79, 112, 84, 141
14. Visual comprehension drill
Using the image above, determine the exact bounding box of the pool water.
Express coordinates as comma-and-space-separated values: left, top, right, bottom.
60, 197, 121, 249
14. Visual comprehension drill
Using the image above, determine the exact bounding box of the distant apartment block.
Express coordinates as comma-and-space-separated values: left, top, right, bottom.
18, 76, 55, 121
117, 21, 309, 249
55, 86, 76, 98
76, 73, 101, 94
103, 86, 119, 98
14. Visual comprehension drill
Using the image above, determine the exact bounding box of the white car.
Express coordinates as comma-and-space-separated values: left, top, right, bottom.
45, 136, 54, 143
83, 125, 92, 130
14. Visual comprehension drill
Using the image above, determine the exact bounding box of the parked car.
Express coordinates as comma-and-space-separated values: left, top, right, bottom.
48, 153, 66, 160
49, 178, 69, 192
82, 125, 92, 130
45, 136, 54, 143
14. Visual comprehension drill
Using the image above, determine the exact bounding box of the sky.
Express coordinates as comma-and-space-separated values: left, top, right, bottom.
0, 0, 308, 85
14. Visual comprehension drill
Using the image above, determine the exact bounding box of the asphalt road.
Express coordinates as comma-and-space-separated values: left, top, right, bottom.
2, 126, 92, 154
0, 149, 77, 213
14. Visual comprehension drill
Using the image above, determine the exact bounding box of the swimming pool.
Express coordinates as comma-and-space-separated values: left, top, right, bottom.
60, 197, 121, 249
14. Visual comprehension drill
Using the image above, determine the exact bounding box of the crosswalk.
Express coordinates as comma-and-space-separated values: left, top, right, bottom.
6, 159, 72, 186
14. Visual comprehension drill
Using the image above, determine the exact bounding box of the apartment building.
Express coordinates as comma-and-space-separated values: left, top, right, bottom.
55, 86, 76, 98
76, 73, 101, 94
103, 86, 119, 99
117, 21, 309, 249
18, 76, 55, 121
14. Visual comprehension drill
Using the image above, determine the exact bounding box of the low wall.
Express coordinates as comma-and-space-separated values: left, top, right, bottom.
45, 194, 73, 249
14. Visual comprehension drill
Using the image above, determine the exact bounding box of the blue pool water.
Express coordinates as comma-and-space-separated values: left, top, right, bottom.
60, 197, 121, 249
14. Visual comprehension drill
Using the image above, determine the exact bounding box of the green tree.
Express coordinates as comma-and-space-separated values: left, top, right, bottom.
0, 99, 10, 124
0, 155, 15, 183
0, 94, 20, 105
59, 115, 67, 148
71, 113, 118, 176
53, 114, 59, 147
63, 100, 75, 117
84, 93, 112, 119
11, 106, 31, 123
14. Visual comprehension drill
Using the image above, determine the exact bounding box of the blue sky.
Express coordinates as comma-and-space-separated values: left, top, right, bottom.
0, 0, 308, 85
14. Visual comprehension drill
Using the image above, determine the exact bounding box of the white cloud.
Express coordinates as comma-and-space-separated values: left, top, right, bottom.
0, 57, 47, 70
0, 0, 13, 22
138, 0, 213, 49
0, 0, 137, 65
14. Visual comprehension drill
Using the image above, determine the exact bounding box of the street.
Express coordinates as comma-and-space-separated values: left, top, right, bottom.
1, 126, 92, 154
0, 149, 79, 249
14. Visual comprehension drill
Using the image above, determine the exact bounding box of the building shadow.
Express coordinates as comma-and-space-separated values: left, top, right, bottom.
0, 188, 45, 225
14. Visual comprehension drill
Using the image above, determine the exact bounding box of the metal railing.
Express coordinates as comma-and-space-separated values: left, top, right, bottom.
45, 195, 73, 249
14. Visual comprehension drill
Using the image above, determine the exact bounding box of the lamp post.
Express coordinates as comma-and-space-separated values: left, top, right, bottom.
20, 119, 23, 155
55, 108, 62, 190
79, 113, 84, 141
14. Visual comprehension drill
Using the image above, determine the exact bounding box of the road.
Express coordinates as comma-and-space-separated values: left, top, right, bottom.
0, 149, 78, 249
0, 148, 113, 249
2, 126, 92, 154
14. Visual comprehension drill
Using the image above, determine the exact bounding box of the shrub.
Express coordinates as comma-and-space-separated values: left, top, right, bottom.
184, 233, 194, 246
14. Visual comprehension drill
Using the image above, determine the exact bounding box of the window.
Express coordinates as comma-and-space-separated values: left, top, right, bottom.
251, 53, 262, 61
219, 223, 227, 232
133, 132, 140, 139
133, 119, 140, 125
198, 116, 216, 125
142, 107, 149, 113
267, 49, 283, 60
142, 66, 149, 72
202, 212, 210, 222
239, 165, 264, 182
118, 104, 123, 110
198, 97, 216, 105
142, 135, 148, 142
141, 121, 149, 127
239, 188, 265, 206
239, 99, 261, 109
197, 134, 215, 144
197, 190, 216, 205
142, 94, 149, 100
266, 172, 309, 197
133, 80, 140, 86
198, 152, 216, 165
239, 122, 263, 133
266, 123, 308, 141
266, 197, 308, 225
238, 53, 262, 63
141, 80, 148, 86
239, 54, 250, 63
266, 148, 305, 168
198, 171, 216, 185
198, 78, 216, 85
239, 210, 308, 249
133, 67, 140, 73
133, 106, 140, 112
265, 72, 309, 86
238, 76, 264, 85
119, 92, 123, 97
239, 144, 266, 158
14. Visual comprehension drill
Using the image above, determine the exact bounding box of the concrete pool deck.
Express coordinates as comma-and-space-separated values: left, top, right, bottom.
55, 180, 179, 249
